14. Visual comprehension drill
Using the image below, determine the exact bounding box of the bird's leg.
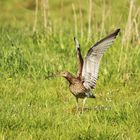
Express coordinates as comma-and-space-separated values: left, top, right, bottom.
75, 97, 79, 112
82, 97, 87, 113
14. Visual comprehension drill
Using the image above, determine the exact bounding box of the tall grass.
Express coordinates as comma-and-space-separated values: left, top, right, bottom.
0, 0, 140, 139
33, 0, 39, 33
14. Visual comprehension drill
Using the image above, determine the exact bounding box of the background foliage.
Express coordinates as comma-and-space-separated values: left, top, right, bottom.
0, 0, 140, 139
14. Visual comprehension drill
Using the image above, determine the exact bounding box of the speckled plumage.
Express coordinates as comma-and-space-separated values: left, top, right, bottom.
69, 79, 89, 98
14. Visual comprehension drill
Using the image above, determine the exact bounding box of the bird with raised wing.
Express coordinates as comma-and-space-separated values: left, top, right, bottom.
59, 29, 120, 112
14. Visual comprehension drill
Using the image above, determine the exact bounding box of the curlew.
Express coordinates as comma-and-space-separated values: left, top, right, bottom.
59, 29, 120, 112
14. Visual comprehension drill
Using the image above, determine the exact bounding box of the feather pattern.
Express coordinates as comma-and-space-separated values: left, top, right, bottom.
74, 37, 83, 79
74, 37, 83, 78
82, 29, 120, 89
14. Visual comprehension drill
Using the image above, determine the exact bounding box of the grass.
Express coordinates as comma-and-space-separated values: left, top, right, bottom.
0, 0, 140, 139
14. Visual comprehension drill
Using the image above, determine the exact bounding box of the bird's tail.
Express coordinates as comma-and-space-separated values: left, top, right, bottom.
86, 92, 96, 98
90, 94, 96, 98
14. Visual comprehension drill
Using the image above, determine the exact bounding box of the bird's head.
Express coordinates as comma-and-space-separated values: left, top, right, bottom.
58, 71, 73, 83
59, 71, 71, 78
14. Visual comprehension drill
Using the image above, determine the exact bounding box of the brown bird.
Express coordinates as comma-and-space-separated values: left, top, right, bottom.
59, 29, 120, 112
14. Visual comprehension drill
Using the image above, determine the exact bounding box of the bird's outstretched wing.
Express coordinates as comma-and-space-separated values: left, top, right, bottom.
74, 37, 83, 79
82, 29, 120, 89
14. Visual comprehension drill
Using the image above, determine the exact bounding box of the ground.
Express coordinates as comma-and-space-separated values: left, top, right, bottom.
0, 0, 140, 139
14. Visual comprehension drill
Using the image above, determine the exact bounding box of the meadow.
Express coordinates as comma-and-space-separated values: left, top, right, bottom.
0, 0, 140, 139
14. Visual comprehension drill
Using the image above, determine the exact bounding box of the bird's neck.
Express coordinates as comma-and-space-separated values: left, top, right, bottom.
65, 73, 75, 84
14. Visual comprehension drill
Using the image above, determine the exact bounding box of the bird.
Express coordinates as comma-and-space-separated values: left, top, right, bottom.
59, 29, 120, 112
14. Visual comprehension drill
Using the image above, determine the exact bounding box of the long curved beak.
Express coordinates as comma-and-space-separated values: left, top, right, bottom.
45, 72, 61, 79
56, 72, 64, 77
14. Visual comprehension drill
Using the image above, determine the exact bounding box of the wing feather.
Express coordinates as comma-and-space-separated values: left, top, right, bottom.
82, 29, 120, 89
74, 37, 83, 79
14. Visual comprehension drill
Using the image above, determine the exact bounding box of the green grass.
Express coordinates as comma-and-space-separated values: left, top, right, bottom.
0, 0, 140, 139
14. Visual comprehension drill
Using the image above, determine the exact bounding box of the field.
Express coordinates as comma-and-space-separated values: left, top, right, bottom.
0, 0, 140, 139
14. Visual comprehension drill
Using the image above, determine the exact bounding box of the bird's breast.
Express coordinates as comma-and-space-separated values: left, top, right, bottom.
69, 81, 89, 98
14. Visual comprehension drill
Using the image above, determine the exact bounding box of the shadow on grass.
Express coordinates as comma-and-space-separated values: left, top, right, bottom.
66, 105, 112, 114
